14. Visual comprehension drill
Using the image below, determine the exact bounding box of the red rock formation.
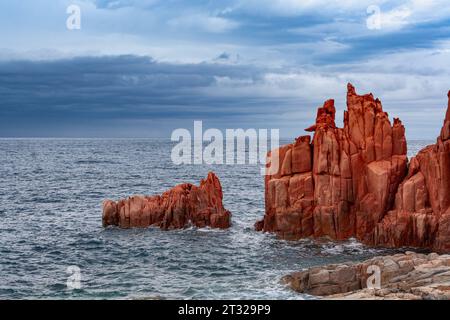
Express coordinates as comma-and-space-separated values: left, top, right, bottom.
257, 85, 450, 253
103, 172, 231, 229
374, 90, 450, 252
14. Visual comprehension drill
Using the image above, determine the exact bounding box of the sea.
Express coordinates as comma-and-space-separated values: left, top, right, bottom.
0, 139, 432, 299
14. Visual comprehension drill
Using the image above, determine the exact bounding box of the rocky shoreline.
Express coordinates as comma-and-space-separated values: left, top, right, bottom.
283, 252, 450, 300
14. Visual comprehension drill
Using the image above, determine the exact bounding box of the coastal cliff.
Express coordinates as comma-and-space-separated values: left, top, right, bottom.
257, 85, 450, 253
103, 172, 231, 229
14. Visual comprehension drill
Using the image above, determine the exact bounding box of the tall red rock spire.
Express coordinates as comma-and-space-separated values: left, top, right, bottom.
440, 91, 450, 140
257, 85, 450, 253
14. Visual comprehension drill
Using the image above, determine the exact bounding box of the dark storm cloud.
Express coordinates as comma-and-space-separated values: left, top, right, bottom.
0, 55, 300, 137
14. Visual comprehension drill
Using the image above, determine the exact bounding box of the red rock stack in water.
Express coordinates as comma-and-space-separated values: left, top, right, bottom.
257, 84, 450, 253
103, 172, 231, 229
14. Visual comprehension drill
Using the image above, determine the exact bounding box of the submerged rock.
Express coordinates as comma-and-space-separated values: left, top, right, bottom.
257, 85, 450, 253
102, 172, 231, 229
283, 252, 450, 300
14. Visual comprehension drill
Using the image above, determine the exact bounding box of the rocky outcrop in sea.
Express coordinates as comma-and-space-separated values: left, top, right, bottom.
102, 172, 231, 229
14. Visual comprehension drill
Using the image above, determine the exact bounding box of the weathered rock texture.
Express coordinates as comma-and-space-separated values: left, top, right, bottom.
283, 252, 450, 300
257, 84, 450, 253
103, 172, 231, 229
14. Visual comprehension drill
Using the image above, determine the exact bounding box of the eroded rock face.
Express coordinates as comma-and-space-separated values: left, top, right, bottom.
103, 172, 231, 229
257, 85, 450, 252
283, 252, 450, 300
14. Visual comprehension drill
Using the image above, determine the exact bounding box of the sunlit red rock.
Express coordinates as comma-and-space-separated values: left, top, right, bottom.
103, 172, 231, 229
257, 85, 450, 253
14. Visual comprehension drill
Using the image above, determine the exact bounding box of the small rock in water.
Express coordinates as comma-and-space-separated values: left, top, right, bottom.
102, 172, 231, 230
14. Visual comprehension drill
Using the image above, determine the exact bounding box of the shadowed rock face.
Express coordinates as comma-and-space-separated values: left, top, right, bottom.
103, 172, 231, 229
257, 84, 450, 253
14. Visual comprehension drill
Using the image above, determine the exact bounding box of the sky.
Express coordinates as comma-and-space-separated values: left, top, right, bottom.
0, 0, 449, 138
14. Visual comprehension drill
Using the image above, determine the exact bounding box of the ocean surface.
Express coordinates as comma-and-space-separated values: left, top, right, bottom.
0, 139, 432, 299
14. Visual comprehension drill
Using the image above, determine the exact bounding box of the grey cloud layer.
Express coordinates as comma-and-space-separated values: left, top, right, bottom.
0, 56, 301, 137
1, 54, 448, 138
